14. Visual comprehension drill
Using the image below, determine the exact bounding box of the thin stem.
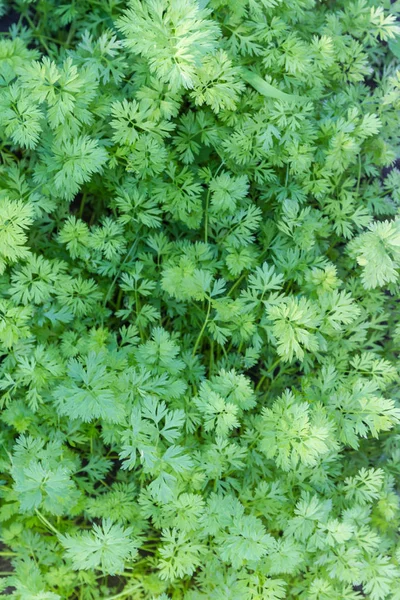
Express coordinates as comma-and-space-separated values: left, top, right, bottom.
23, 12, 52, 55
356, 152, 362, 195
209, 339, 214, 375
192, 298, 212, 357
221, 341, 228, 358
115, 287, 124, 311
66, 23, 76, 46
225, 339, 234, 355
0, 551, 17, 556
78, 193, 87, 219
105, 585, 141, 600
255, 357, 281, 392
134, 285, 144, 342
35, 509, 61, 536
204, 186, 211, 245
99, 479, 112, 489
228, 272, 246, 297
102, 235, 140, 319
255, 374, 267, 393
204, 161, 225, 244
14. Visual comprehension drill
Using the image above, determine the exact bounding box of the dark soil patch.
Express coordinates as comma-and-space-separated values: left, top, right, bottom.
0, 542, 15, 595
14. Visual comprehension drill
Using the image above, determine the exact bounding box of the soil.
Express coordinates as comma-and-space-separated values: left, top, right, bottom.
0, 543, 15, 595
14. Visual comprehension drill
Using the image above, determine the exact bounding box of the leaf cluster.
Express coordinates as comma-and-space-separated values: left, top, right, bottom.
0, 0, 400, 599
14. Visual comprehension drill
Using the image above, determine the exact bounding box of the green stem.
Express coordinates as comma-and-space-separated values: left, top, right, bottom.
78, 193, 87, 219
0, 551, 17, 556
192, 298, 212, 357
102, 236, 140, 318
66, 23, 76, 46
204, 187, 211, 245
255, 374, 266, 392
225, 339, 234, 355
134, 287, 144, 342
105, 585, 140, 600
23, 13, 52, 54
35, 509, 61, 536
228, 272, 247, 297
204, 161, 225, 244
255, 357, 281, 392
209, 339, 214, 375
115, 287, 123, 311
221, 342, 228, 358
356, 152, 362, 195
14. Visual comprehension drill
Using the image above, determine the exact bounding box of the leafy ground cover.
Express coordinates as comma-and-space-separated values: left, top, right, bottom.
0, 0, 400, 599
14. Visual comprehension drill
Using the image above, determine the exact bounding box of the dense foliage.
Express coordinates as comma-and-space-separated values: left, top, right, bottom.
0, 0, 400, 598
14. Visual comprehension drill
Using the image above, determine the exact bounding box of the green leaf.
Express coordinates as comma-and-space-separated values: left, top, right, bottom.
59, 519, 139, 575
241, 68, 298, 101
